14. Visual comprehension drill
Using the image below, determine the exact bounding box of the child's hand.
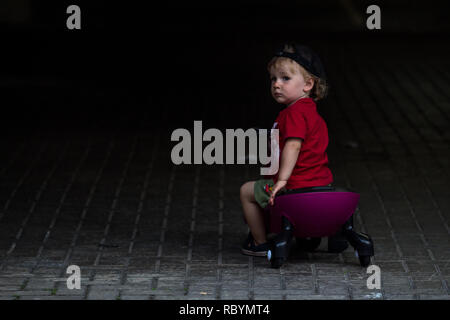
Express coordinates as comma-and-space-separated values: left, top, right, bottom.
268, 180, 287, 206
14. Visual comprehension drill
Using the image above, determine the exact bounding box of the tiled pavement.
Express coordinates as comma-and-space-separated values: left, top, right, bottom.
0, 38, 449, 300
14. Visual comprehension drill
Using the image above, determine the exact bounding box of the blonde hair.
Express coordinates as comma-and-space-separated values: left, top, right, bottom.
267, 45, 329, 101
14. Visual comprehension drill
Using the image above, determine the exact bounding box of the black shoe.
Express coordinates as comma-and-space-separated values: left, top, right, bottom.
241, 233, 271, 257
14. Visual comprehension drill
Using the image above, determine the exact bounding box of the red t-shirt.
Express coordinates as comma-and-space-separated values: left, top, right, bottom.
272, 97, 333, 189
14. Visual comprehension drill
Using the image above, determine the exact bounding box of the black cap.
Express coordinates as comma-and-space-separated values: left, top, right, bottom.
273, 43, 327, 80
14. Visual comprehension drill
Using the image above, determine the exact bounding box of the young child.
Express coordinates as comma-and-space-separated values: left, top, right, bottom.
240, 43, 333, 256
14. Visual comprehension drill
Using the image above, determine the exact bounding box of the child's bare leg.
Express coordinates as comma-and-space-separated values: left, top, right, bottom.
240, 181, 267, 245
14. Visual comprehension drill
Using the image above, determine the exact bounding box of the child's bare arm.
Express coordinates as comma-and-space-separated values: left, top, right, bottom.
269, 138, 302, 205
277, 138, 302, 181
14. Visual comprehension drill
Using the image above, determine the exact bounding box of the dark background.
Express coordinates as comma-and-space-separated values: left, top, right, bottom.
1, 0, 449, 133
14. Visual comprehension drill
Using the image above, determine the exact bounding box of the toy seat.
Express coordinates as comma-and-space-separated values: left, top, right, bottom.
265, 186, 374, 268
268, 186, 359, 237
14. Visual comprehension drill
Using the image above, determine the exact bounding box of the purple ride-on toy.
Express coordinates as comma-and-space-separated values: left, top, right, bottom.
265, 185, 374, 268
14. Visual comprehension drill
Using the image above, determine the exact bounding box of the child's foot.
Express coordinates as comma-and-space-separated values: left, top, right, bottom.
241, 233, 270, 257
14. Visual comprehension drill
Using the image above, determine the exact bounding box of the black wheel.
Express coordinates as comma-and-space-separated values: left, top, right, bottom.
327, 236, 349, 253
296, 237, 321, 252
270, 258, 284, 268
359, 255, 371, 267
